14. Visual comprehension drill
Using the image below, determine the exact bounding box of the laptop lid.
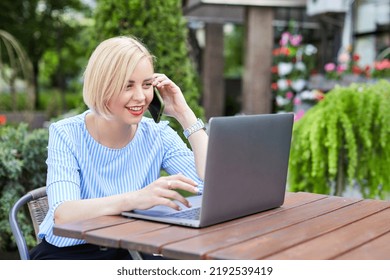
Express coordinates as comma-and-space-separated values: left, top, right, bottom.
198, 113, 293, 227
121, 113, 294, 228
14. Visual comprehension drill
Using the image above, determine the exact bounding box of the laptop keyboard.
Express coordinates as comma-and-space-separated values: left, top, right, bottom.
166, 207, 201, 220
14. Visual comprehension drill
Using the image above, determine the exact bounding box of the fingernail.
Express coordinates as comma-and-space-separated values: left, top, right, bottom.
194, 187, 199, 193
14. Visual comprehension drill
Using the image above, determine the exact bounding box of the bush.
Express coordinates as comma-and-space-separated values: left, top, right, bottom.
0, 90, 84, 120
288, 80, 390, 199
0, 93, 29, 111
0, 123, 48, 251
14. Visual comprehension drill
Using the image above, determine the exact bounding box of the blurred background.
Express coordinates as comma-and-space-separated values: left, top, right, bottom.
1, 0, 389, 126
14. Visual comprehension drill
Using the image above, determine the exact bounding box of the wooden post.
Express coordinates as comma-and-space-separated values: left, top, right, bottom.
202, 23, 225, 120
242, 7, 274, 114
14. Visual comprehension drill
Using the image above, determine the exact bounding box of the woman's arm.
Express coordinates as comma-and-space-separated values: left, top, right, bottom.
48, 122, 199, 225
54, 174, 200, 225
153, 74, 208, 180
175, 110, 208, 180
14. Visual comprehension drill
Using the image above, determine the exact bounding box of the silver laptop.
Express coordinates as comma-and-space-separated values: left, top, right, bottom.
122, 113, 294, 228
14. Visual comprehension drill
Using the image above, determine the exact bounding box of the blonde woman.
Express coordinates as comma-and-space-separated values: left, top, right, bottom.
30, 36, 208, 259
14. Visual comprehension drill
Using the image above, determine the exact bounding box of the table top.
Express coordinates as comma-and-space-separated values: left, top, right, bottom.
53, 192, 390, 260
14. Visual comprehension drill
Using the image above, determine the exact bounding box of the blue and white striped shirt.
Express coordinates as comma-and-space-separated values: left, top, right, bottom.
38, 110, 203, 247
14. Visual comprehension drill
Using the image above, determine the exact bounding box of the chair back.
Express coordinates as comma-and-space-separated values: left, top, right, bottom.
27, 189, 49, 243
9, 186, 48, 259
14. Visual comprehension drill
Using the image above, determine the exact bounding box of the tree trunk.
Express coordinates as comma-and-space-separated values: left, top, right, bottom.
33, 60, 40, 110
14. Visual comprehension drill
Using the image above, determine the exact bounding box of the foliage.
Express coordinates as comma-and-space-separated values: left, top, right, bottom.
0, 124, 48, 251
0, 90, 83, 118
224, 25, 244, 78
0, 0, 89, 108
288, 80, 390, 199
94, 0, 204, 142
0, 30, 35, 110
0, 93, 29, 112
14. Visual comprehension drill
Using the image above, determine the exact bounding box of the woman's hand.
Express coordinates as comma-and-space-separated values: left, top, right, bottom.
152, 73, 191, 120
133, 174, 199, 211
152, 73, 208, 181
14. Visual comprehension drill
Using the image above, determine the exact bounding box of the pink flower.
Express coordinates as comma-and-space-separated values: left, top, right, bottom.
290, 34, 302, 46
338, 51, 350, 64
375, 59, 390, 71
337, 65, 347, 73
286, 91, 294, 100
324, 63, 336, 72
294, 97, 302, 105
294, 110, 305, 121
279, 32, 290, 46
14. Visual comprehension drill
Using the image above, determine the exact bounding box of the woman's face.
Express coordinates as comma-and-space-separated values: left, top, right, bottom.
107, 57, 154, 125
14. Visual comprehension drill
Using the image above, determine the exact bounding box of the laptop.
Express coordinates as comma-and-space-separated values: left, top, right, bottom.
122, 113, 294, 228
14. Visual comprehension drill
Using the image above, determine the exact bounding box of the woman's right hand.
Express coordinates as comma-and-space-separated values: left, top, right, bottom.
132, 174, 200, 211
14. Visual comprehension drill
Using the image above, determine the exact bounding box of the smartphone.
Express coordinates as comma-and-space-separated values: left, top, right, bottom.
149, 87, 165, 123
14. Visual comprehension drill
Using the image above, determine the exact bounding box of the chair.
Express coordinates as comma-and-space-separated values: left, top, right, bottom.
9, 186, 48, 260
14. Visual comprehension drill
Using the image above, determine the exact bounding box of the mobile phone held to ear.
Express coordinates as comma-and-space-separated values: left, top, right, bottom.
149, 87, 165, 123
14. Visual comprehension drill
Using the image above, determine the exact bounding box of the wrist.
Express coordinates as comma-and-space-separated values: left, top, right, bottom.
183, 118, 206, 139
176, 109, 197, 129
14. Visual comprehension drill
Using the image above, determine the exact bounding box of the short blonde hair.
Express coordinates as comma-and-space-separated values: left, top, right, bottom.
83, 36, 154, 118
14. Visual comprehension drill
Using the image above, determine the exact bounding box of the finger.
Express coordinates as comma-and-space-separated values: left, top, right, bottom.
153, 74, 167, 85
170, 181, 199, 196
153, 76, 177, 90
167, 180, 173, 190
159, 188, 192, 208
154, 197, 183, 211
169, 174, 199, 189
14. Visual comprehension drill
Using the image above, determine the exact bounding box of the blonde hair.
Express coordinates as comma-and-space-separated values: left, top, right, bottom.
83, 36, 154, 118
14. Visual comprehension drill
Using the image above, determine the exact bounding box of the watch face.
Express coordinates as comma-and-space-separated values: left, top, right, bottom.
184, 119, 204, 138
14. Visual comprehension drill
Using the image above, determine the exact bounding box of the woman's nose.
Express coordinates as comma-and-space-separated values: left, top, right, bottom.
133, 87, 146, 102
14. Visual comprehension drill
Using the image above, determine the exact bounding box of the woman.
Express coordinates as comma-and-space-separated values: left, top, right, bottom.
30, 36, 208, 259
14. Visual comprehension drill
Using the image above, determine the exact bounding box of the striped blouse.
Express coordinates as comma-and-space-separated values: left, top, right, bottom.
38, 110, 203, 247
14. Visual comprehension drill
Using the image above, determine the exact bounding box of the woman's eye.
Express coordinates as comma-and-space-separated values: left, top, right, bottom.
143, 83, 153, 88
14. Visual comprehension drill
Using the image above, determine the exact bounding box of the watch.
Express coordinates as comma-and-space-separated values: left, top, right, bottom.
183, 118, 205, 139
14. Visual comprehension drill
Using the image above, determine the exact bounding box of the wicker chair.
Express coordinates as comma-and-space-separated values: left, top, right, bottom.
9, 186, 48, 260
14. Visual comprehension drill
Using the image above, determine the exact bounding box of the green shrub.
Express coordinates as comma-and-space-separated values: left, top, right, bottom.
0, 93, 28, 111
288, 80, 390, 199
0, 90, 84, 121
0, 123, 48, 251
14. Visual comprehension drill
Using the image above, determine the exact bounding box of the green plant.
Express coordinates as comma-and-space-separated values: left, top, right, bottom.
0, 93, 29, 111
288, 80, 390, 199
0, 123, 48, 251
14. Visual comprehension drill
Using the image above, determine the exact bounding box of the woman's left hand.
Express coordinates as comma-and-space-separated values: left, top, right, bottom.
152, 73, 191, 120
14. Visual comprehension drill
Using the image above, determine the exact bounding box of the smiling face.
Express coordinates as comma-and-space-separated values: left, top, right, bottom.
106, 57, 154, 125
83, 36, 155, 121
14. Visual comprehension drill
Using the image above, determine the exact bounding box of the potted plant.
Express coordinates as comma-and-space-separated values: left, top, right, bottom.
271, 30, 318, 113
288, 80, 390, 199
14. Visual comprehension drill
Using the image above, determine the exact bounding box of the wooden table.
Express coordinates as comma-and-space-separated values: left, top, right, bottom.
53, 192, 390, 260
